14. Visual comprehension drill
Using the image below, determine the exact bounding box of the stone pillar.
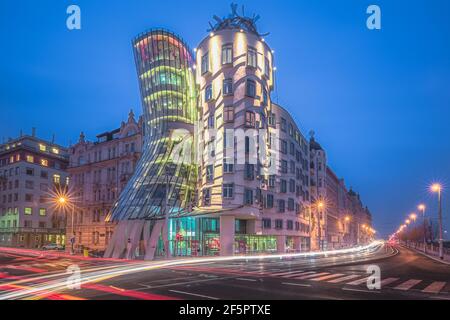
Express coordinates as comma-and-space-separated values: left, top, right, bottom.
277, 235, 286, 254
220, 216, 235, 256
294, 237, 302, 252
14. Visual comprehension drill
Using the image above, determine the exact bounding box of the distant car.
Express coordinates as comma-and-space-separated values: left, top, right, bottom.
42, 243, 65, 251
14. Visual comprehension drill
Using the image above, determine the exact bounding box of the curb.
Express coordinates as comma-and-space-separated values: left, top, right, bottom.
402, 245, 450, 266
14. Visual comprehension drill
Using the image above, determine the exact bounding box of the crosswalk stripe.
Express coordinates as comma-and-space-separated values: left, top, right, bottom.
380, 278, 399, 287
346, 276, 371, 286
270, 270, 304, 277
394, 279, 422, 291
281, 271, 313, 278
422, 282, 447, 294
328, 275, 361, 283
310, 273, 345, 282
295, 272, 329, 280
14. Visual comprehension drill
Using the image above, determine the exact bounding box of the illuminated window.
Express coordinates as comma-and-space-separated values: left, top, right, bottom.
247, 47, 257, 68
201, 52, 209, 74
15, 154, 20, 161
39, 144, 46, 152
9, 156, 14, 163
245, 111, 255, 127
24, 207, 32, 215
53, 174, 61, 184
66, 176, 70, 186
222, 44, 233, 65
26, 155, 34, 163
39, 208, 47, 216
223, 184, 234, 199
52, 148, 59, 154
41, 159, 48, 167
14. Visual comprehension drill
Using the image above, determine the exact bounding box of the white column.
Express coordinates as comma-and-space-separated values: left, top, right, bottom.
220, 216, 235, 256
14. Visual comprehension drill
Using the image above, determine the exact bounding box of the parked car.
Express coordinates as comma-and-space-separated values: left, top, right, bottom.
42, 243, 65, 251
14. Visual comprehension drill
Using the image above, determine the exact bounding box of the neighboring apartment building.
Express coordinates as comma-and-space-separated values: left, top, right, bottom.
0, 131, 69, 248
309, 133, 327, 250
67, 111, 143, 253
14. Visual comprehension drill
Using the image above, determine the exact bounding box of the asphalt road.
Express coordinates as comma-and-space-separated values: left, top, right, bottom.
0, 244, 449, 300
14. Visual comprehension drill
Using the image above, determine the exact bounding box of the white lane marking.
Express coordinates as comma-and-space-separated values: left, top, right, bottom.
379, 278, 399, 287
270, 270, 304, 277
296, 272, 329, 280
328, 275, 361, 284
346, 276, 371, 286
169, 290, 219, 300
394, 279, 422, 291
236, 278, 258, 282
311, 273, 345, 282
342, 287, 380, 294
422, 281, 447, 294
282, 282, 312, 288
282, 271, 315, 278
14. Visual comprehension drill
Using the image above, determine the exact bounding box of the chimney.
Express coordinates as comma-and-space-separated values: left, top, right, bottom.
52, 134, 55, 144
20, 129, 23, 137
32, 127, 36, 137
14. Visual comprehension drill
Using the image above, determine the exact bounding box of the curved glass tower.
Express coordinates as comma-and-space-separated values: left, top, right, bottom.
109, 29, 197, 222
104, 30, 198, 259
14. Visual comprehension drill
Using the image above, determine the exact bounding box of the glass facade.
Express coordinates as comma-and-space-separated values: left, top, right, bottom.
109, 30, 197, 222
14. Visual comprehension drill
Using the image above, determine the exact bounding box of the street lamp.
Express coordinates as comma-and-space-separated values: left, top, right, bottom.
431, 183, 444, 260
418, 204, 427, 253
55, 194, 76, 255
409, 213, 417, 222
316, 200, 325, 251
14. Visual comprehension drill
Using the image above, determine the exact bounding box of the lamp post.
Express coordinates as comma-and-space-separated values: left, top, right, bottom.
431, 184, 444, 260
317, 200, 325, 251
418, 204, 426, 253
57, 196, 75, 255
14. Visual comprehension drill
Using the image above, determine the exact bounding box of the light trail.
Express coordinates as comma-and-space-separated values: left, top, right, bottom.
0, 241, 384, 300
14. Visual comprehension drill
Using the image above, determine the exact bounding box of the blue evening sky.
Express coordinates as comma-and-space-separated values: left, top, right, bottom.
1, 0, 449, 237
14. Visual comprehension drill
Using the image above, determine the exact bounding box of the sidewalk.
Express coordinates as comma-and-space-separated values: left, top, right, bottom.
403, 242, 450, 265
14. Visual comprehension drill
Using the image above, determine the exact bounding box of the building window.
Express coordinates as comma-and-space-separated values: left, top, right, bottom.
223, 184, 234, 199
275, 219, 283, 229
222, 44, 233, 65
205, 84, 213, 102
39, 144, 46, 152
245, 111, 255, 127
26, 155, 34, 163
262, 87, 268, 106
203, 188, 211, 206
223, 78, 233, 95
280, 140, 287, 154
223, 158, 234, 173
53, 174, 61, 184
280, 180, 287, 193
246, 79, 256, 97
39, 208, 46, 216
25, 194, 33, 202
289, 179, 295, 193
288, 198, 295, 211
25, 180, 34, 189
244, 164, 254, 180
262, 219, 271, 229
41, 159, 48, 167
278, 200, 285, 213
281, 160, 288, 174
266, 194, 274, 208
207, 114, 215, 129
268, 175, 275, 188
41, 171, 48, 179
224, 106, 234, 122
281, 118, 287, 132
287, 220, 294, 230
52, 148, 59, 154
268, 113, 276, 127
206, 165, 214, 183
265, 57, 270, 79
244, 189, 253, 205
247, 47, 257, 68
24, 207, 32, 215
201, 52, 209, 74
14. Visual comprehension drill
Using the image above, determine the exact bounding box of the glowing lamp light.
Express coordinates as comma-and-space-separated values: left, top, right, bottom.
405, 219, 411, 225
431, 183, 442, 193
409, 213, 417, 221
58, 197, 66, 204
210, 32, 215, 37
418, 204, 426, 211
